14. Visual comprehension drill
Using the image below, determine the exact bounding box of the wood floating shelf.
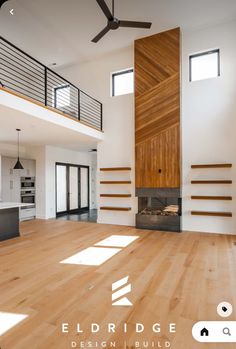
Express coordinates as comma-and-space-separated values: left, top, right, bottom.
191, 180, 232, 184
100, 207, 131, 211
100, 181, 131, 184
191, 164, 232, 169
191, 196, 232, 201
191, 211, 232, 217
100, 194, 132, 198
100, 167, 131, 171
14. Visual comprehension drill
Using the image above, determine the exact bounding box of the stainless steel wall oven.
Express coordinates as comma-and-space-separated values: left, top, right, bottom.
21, 177, 35, 189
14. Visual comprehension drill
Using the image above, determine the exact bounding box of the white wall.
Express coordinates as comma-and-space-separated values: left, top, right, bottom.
0, 155, 1, 199
45, 145, 96, 219
59, 21, 236, 233
59, 47, 137, 226
26, 146, 46, 219
90, 153, 97, 210
182, 20, 236, 234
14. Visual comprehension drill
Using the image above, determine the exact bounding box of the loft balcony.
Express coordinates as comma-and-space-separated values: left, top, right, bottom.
0, 36, 103, 132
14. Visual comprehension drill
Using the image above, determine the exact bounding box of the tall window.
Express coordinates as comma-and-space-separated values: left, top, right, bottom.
54, 84, 70, 109
112, 69, 134, 97
189, 49, 220, 82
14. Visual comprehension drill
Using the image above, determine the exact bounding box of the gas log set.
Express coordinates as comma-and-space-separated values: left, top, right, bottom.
136, 188, 182, 232
140, 205, 179, 216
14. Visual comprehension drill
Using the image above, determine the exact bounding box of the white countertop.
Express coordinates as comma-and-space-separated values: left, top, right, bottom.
0, 202, 34, 210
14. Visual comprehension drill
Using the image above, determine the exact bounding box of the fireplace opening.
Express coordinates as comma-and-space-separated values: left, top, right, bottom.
136, 188, 182, 232
139, 197, 180, 216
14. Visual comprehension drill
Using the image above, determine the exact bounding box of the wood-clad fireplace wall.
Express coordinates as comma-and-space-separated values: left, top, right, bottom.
135, 28, 181, 188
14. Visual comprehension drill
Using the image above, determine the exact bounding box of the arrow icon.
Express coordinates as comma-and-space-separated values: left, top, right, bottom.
10, 8, 14, 15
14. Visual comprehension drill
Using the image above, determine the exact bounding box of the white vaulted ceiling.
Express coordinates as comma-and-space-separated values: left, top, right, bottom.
0, 0, 236, 68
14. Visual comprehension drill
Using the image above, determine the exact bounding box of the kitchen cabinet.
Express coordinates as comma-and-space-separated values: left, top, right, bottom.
0, 207, 19, 241
1, 157, 15, 177
1, 157, 36, 178
0, 203, 35, 241
21, 159, 36, 177
1, 156, 36, 202
20, 207, 36, 221
1, 174, 20, 202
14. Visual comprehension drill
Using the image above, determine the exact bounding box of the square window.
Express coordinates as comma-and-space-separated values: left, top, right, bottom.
189, 49, 220, 82
112, 69, 134, 97
54, 84, 70, 108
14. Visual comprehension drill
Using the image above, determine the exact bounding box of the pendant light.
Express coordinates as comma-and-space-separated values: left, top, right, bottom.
13, 129, 24, 170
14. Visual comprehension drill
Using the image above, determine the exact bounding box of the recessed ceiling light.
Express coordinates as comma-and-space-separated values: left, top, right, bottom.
48, 63, 57, 67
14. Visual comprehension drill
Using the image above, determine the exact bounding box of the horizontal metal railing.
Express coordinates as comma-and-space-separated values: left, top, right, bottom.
0, 36, 103, 131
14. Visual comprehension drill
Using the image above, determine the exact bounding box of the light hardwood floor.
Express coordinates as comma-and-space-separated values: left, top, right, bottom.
0, 219, 236, 349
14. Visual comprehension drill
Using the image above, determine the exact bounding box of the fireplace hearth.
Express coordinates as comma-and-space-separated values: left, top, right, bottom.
136, 188, 182, 232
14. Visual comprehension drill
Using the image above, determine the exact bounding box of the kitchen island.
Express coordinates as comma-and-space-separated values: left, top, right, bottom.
0, 202, 33, 241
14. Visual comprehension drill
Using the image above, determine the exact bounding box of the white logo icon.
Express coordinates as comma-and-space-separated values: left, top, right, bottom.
112, 276, 132, 306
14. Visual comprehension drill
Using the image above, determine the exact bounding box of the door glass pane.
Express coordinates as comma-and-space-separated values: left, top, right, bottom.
69, 166, 79, 210
56, 165, 67, 212
80, 167, 88, 208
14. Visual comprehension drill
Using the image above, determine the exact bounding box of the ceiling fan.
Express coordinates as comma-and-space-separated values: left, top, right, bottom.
92, 0, 152, 43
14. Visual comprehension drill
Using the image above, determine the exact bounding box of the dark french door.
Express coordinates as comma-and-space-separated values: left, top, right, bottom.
56, 163, 89, 215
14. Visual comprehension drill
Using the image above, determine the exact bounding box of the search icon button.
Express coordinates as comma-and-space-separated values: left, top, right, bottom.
223, 327, 231, 336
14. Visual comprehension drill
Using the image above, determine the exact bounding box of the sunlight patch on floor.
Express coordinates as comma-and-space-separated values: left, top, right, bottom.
95, 235, 139, 247
60, 247, 121, 266
0, 312, 28, 336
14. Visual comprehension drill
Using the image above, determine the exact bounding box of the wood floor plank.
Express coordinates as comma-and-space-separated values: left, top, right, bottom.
0, 219, 236, 348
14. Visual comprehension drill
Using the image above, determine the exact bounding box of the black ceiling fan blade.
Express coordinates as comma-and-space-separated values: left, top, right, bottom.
0, 0, 9, 8
91, 26, 110, 43
119, 20, 152, 29
96, 0, 113, 20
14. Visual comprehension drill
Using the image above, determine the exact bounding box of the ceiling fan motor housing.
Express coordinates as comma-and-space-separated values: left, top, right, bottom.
108, 18, 120, 30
